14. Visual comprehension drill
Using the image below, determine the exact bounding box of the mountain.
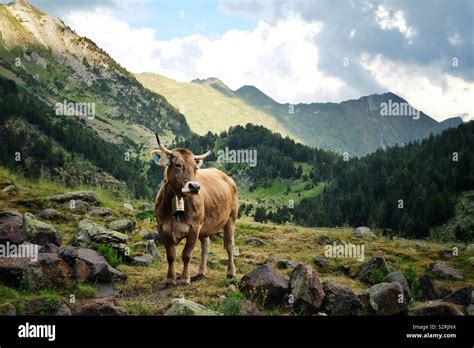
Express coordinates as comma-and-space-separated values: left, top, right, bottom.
135, 73, 296, 139
0, 0, 190, 149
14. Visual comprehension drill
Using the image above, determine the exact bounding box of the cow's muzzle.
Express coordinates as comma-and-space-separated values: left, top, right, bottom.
182, 181, 201, 194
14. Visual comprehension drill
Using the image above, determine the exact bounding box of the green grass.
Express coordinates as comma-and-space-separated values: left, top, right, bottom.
217, 290, 246, 316
97, 244, 123, 267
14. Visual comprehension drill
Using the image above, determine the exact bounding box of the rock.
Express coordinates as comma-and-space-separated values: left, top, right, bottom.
141, 231, 160, 241
467, 304, 474, 316
315, 235, 335, 245
59, 246, 78, 266
410, 301, 465, 316
55, 303, 71, 316
0, 258, 30, 288
39, 243, 60, 254
357, 253, 389, 284
314, 255, 329, 269
67, 199, 89, 213
353, 226, 376, 239
362, 282, 405, 315
438, 249, 455, 259
2, 184, 15, 192
32, 253, 74, 288
76, 248, 126, 281
164, 298, 220, 316
108, 219, 135, 233
76, 297, 128, 316
87, 207, 113, 217
442, 286, 473, 307
72, 259, 90, 283
23, 213, 62, 246
419, 275, 441, 301
382, 271, 412, 303
431, 262, 463, 280
89, 263, 112, 283
38, 208, 65, 221
322, 281, 363, 315
74, 219, 129, 258
243, 300, 263, 316
48, 191, 98, 204
289, 264, 325, 314
244, 238, 264, 246
130, 240, 158, 258
0, 303, 16, 315
123, 203, 134, 211
239, 264, 289, 305
0, 210, 25, 244
131, 254, 154, 266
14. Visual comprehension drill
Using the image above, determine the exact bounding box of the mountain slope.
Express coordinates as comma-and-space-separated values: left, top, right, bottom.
135, 73, 297, 140
0, 0, 190, 148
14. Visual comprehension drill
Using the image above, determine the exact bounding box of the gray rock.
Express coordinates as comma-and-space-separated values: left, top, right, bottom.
131, 254, 154, 266
55, 303, 72, 316
123, 203, 134, 211
410, 301, 464, 316
322, 281, 363, 315
23, 212, 62, 246
0, 258, 30, 288
32, 253, 75, 288
2, 184, 15, 192
67, 199, 89, 213
353, 226, 376, 239
442, 286, 473, 307
141, 231, 160, 242
0, 210, 25, 244
59, 246, 78, 266
239, 264, 289, 305
314, 255, 329, 269
289, 264, 325, 314
431, 262, 463, 280
89, 263, 112, 283
87, 207, 113, 217
38, 208, 65, 221
76, 248, 126, 281
76, 297, 128, 316
72, 259, 90, 283
108, 219, 135, 233
357, 253, 390, 284
39, 243, 60, 254
48, 191, 98, 204
244, 238, 264, 246
382, 271, 412, 303
419, 275, 441, 301
266, 256, 299, 269
438, 249, 455, 259
164, 299, 220, 316
130, 240, 158, 258
362, 282, 406, 315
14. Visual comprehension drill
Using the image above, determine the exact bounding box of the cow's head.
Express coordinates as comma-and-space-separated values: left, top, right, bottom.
150, 133, 211, 195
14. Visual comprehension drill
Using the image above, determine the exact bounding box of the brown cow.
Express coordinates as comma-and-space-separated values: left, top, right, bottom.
151, 135, 238, 285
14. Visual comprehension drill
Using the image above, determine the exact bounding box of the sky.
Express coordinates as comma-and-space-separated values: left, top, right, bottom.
6, 0, 474, 121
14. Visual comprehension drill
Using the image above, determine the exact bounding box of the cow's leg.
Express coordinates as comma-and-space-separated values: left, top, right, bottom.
161, 234, 177, 286
181, 228, 199, 285
223, 220, 236, 278
197, 236, 210, 277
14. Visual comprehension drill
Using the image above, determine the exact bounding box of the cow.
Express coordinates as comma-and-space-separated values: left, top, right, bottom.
150, 134, 238, 285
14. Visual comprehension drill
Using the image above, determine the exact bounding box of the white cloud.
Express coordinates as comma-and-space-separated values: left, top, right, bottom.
361, 54, 474, 121
448, 33, 462, 46
375, 5, 417, 41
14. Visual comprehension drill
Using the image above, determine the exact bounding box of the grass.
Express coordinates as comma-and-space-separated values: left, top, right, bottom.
97, 244, 123, 267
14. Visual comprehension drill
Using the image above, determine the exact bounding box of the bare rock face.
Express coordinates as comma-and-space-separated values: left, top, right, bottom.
322, 281, 363, 316
289, 264, 325, 314
239, 264, 289, 305
0, 210, 25, 244
410, 301, 465, 316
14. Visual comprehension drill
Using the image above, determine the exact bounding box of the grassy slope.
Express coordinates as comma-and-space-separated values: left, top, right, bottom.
135, 73, 298, 141
1, 167, 472, 315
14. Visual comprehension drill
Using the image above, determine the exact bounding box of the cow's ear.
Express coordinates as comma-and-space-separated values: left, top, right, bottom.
195, 159, 204, 169
150, 150, 169, 166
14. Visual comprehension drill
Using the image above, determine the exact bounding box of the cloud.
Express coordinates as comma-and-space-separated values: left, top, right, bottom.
374, 5, 416, 41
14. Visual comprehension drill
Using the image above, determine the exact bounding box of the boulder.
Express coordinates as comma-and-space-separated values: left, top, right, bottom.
314, 255, 329, 269
0, 210, 25, 244
353, 226, 376, 239
23, 213, 62, 246
39, 243, 60, 254
141, 231, 160, 242
74, 220, 129, 258
438, 249, 455, 259
31, 253, 74, 288
67, 199, 89, 213
76, 297, 128, 316
59, 246, 78, 266
419, 275, 441, 301
48, 191, 98, 204
87, 207, 113, 217
357, 253, 389, 284
266, 256, 300, 270
123, 203, 134, 211
55, 303, 72, 316
382, 271, 412, 303
164, 299, 220, 316
0, 258, 30, 288
442, 286, 473, 307
2, 184, 15, 192
244, 238, 264, 246
130, 240, 158, 258
131, 254, 154, 266
38, 208, 65, 222
431, 262, 463, 280
289, 264, 325, 314
89, 263, 112, 283
361, 282, 405, 315
72, 259, 90, 283
239, 264, 289, 305
322, 281, 363, 315
76, 248, 126, 281
108, 219, 136, 233
410, 301, 464, 316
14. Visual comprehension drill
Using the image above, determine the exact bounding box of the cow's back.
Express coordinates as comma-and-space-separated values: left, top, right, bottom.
197, 168, 238, 235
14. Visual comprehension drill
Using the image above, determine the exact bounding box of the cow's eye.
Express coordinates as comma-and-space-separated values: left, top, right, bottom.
175, 163, 183, 169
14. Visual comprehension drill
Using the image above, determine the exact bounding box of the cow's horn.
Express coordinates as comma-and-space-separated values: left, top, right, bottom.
155, 133, 173, 155
194, 150, 212, 160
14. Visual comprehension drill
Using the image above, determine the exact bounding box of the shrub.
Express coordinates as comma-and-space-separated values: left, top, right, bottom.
218, 290, 246, 316
97, 244, 123, 267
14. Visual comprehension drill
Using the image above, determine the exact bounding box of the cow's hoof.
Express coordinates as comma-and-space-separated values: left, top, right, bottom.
226, 273, 236, 279
191, 274, 206, 281
164, 280, 177, 288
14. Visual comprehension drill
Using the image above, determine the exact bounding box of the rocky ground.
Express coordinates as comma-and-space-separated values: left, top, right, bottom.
0, 169, 473, 316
